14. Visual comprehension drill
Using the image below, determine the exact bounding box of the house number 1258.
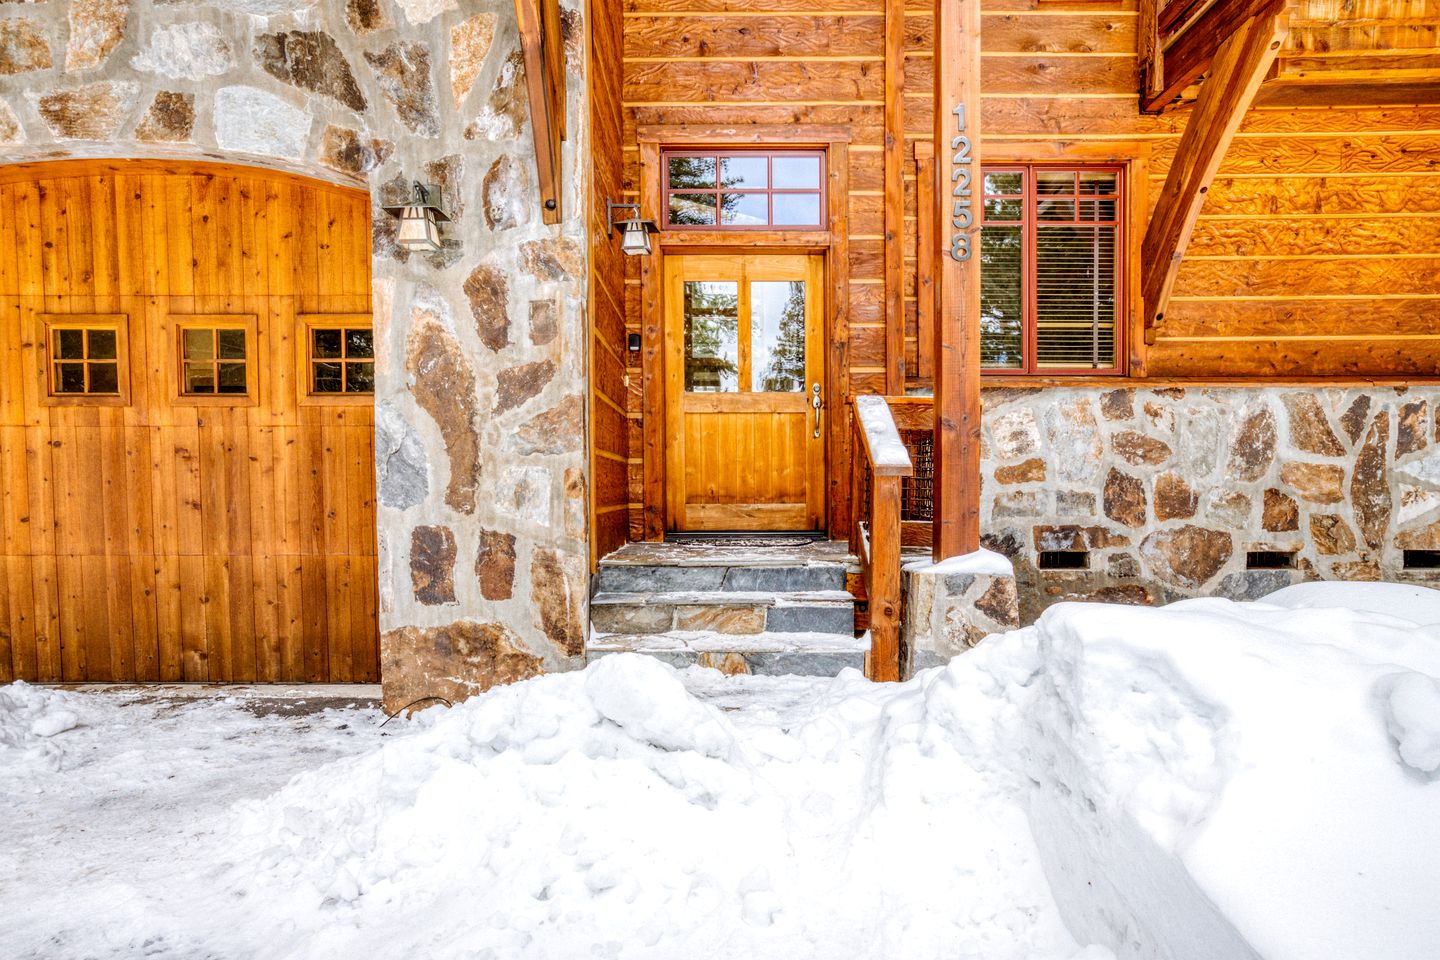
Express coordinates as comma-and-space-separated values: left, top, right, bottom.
949, 102, 973, 262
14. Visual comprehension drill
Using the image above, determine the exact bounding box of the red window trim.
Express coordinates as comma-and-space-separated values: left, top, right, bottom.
979, 163, 1127, 377
661, 148, 827, 232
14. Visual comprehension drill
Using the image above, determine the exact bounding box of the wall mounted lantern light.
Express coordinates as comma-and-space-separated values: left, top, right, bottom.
382, 181, 450, 252
607, 201, 659, 257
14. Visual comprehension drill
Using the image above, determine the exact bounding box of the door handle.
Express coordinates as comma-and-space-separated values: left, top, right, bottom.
811, 382, 823, 439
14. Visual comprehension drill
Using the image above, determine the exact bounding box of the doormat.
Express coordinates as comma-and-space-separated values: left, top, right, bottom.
666, 532, 827, 547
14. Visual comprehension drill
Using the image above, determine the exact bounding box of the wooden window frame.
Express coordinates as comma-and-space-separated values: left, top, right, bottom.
37, 314, 132, 407
168, 314, 260, 407
296, 313, 376, 407
661, 148, 828, 232
980, 162, 1128, 377
963, 142, 1150, 382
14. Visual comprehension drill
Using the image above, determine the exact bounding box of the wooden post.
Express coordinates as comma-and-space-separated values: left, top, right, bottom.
915, 142, 936, 382
1138, 0, 1163, 112
883, 0, 907, 393
931, 0, 983, 561
849, 415, 862, 556
870, 474, 902, 682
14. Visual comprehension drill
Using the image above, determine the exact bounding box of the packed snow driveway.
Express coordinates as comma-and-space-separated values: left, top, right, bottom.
2, 582, 1438, 960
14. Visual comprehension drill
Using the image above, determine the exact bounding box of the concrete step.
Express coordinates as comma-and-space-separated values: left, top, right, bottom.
587, 630, 868, 677
591, 590, 855, 636
593, 562, 847, 595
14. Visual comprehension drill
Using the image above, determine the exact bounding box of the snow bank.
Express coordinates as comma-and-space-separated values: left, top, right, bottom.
1260, 579, 1440, 624
981, 591, 1440, 960
218, 653, 1095, 960
0, 681, 80, 769
219, 583, 1439, 960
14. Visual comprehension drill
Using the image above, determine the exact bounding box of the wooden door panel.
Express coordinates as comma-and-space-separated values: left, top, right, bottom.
665, 253, 825, 532
0, 161, 378, 684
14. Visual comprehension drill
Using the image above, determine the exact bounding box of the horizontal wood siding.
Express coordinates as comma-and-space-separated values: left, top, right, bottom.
620, 0, 1439, 536
0, 160, 378, 684
592, 0, 631, 560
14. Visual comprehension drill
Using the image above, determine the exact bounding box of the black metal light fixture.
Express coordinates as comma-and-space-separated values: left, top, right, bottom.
607, 201, 658, 257
382, 181, 450, 252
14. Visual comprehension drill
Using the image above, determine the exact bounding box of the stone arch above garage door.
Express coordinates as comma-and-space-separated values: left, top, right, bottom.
0, 0, 592, 708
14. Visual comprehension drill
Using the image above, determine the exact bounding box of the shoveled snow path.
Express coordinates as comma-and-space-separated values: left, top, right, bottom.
0, 688, 382, 960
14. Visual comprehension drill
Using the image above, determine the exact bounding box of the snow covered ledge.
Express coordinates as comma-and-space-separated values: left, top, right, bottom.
902, 548, 1019, 675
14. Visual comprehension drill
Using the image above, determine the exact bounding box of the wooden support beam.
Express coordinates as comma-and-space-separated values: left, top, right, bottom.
514, 0, 567, 224
1139, 0, 1164, 107
883, 0, 906, 394
914, 141, 935, 383
932, 0, 983, 561
1142, 8, 1290, 344
1141, 0, 1286, 113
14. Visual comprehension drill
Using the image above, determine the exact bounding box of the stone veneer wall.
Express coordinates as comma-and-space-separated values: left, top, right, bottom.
979, 385, 1440, 622
0, 0, 592, 710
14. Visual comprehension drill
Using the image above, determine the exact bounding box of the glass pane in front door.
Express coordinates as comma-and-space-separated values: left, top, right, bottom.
683, 281, 739, 392
750, 280, 806, 392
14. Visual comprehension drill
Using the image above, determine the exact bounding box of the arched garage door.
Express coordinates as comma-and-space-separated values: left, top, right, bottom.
0, 159, 379, 683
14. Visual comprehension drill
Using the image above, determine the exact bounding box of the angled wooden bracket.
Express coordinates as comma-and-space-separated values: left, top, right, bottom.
514, 0, 567, 225
1140, 0, 1287, 113
1141, 6, 1290, 344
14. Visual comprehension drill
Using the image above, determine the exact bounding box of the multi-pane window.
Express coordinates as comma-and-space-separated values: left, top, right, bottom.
980, 165, 1124, 374
50, 326, 121, 395
180, 326, 249, 395
309, 325, 375, 394
664, 150, 825, 229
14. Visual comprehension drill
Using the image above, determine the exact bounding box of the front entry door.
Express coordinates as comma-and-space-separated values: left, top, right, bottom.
664, 254, 825, 531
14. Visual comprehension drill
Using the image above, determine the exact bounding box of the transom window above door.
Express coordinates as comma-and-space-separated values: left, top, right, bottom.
664, 150, 826, 229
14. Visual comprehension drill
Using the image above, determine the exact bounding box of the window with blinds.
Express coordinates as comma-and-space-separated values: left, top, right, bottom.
979, 166, 1124, 375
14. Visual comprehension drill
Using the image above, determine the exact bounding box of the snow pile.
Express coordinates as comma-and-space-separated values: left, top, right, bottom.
0, 681, 80, 768
216, 584, 1440, 960
980, 591, 1440, 960
220, 653, 1096, 959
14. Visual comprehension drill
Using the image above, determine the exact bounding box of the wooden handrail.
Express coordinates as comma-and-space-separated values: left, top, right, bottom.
850, 396, 912, 682
854, 395, 914, 476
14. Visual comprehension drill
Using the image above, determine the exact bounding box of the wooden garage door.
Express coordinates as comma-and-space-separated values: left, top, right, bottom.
0, 159, 379, 683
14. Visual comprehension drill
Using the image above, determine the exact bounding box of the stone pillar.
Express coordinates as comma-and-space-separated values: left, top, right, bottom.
362, 2, 592, 714
901, 552, 1020, 676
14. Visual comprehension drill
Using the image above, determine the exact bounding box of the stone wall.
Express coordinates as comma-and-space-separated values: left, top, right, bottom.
0, 0, 592, 710
979, 386, 1440, 621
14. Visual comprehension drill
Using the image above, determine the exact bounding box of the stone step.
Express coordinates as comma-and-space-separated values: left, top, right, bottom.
587, 630, 868, 677
591, 590, 855, 636
593, 562, 848, 595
